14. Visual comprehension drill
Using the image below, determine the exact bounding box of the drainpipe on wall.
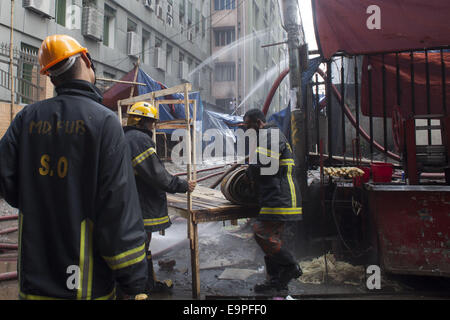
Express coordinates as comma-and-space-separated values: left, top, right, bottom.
279, 0, 309, 202
9, 0, 15, 123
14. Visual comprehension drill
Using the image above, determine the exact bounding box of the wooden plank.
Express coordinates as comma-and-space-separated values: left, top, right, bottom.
120, 83, 192, 106
155, 99, 195, 105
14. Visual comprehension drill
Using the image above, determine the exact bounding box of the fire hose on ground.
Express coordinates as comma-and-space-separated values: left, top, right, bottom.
0, 272, 17, 282
0, 215, 18, 222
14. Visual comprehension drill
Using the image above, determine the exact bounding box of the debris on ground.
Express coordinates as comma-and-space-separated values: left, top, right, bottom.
218, 268, 260, 281
200, 258, 236, 270
298, 254, 365, 286
158, 259, 176, 272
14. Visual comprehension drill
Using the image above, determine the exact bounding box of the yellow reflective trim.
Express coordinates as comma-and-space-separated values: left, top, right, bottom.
132, 147, 156, 167
87, 220, 94, 300
144, 216, 170, 226
19, 289, 116, 301
18, 212, 23, 286
256, 147, 280, 159
96, 288, 116, 300
287, 164, 297, 207
109, 253, 146, 271
260, 207, 303, 215
19, 291, 63, 300
77, 220, 86, 300
280, 159, 295, 166
103, 243, 146, 263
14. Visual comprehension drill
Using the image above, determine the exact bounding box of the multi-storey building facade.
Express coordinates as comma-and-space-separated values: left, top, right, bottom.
0, 0, 214, 107
210, 0, 289, 115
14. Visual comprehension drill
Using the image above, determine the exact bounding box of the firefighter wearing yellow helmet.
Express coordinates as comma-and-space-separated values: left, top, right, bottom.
0, 34, 148, 299
124, 101, 196, 293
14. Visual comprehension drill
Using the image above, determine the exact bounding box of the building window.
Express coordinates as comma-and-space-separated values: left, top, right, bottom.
215, 63, 235, 82
253, 66, 260, 83
55, 0, 67, 26
214, 28, 235, 47
127, 19, 137, 33
166, 45, 173, 75
103, 5, 116, 48
19, 43, 39, 105
142, 31, 151, 64
214, 0, 236, 10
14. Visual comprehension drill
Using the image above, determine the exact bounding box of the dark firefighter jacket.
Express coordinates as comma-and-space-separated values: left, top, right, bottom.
124, 126, 189, 232
0, 80, 148, 300
246, 124, 303, 221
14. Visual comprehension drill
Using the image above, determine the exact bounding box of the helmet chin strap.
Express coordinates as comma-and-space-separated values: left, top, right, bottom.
48, 54, 81, 78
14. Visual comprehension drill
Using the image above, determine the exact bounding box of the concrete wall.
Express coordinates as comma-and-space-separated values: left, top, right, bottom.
0, 0, 213, 105
0, 103, 23, 138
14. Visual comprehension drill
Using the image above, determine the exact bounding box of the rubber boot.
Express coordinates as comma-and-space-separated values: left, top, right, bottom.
254, 256, 285, 294
279, 264, 303, 288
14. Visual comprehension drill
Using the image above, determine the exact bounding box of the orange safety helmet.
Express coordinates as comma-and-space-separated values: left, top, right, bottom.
38, 35, 89, 76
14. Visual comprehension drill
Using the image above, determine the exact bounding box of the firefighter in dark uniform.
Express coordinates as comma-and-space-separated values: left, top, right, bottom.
244, 109, 303, 293
0, 35, 148, 300
123, 101, 196, 293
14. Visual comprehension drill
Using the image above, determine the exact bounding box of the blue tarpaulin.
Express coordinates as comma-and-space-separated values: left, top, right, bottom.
136, 69, 203, 132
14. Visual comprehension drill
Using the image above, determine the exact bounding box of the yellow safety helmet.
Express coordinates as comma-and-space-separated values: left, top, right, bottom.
38, 34, 89, 76
128, 101, 159, 120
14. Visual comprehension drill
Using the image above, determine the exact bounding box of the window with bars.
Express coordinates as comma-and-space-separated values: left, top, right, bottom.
214, 28, 235, 47
214, 0, 236, 10
215, 63, 236, 82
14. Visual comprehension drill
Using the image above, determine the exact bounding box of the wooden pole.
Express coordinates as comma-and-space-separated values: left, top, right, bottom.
129, 59, 140, 99
185, 84, 200, 299
9, 0, 15, 123
117, 101, 123, 125
95, 78, 147, 86
193, 99, 198, 181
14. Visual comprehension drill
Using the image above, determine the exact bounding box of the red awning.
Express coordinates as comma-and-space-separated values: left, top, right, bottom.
313, 0, 450, 59
361, 51, 450, 118
102, 66, 138, 112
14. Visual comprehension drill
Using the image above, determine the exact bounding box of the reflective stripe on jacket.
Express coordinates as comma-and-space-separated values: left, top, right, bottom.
0, 80, 148, 299
124, 126, 189, 232
246, 124, 303, 221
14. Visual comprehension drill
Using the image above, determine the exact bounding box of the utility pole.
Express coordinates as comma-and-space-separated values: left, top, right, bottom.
280, 0, 309, 202
9, 0, 15, 123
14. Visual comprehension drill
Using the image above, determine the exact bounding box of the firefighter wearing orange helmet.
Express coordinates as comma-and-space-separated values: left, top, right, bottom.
0, 35, 148, 300
124, 101, 196, 294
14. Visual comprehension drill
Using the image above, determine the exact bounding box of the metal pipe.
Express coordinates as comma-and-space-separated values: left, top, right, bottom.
317, 68, 401, 162
262, 68, 290, 116
441, 49, 447, 116
9, 0, 15, 123
410, 51, 416, 115
340, 57, 346, 163
425, 50, 432, 145
326, 60, 333, 163
382, 54, 388, 161
354, 57, 360, 160
368, 56, 374, 161
315, 74, 320, 152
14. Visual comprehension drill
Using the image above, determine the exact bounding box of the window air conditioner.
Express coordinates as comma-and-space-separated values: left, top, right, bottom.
127, 31, 141, 57
154, 47, 166, 71
144, 0, 154, 11
82, 6, 104, 41
23, 0, 52, 18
